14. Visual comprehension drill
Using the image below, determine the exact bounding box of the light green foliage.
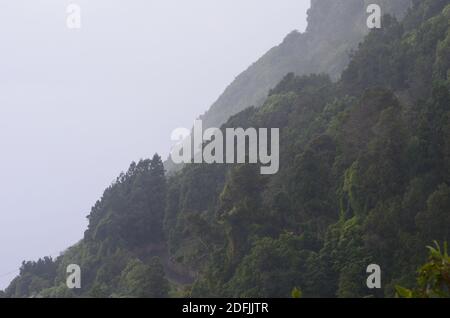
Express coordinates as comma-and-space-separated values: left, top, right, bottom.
396, 242, 450, 298
291, 287, 303, 298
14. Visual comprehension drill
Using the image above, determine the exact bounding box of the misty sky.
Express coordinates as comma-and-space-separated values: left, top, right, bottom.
0, 0, 310, 288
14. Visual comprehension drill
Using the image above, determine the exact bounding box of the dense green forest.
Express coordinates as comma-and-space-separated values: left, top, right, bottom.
164, 0, 413, 173
2, 0, 450, 298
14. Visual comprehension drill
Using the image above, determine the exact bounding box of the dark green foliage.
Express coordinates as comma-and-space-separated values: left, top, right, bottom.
416, 184, 450, 243
118, 257, 169, 298
86, 154, 167, 249
175, 1, 450, 298
224, 233, 314, 298
3, 0, 449, 298
4, 257, 57, 298
4, 154, 171, 298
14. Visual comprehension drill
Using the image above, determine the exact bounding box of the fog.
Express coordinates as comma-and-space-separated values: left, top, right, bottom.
0, 0, 309, 288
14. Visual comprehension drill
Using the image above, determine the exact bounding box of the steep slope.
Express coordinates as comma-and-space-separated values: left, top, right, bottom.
164, 0, 450, 298
198, 0, 413, 130
3, 0, 449, 298
165, 0, 412, 173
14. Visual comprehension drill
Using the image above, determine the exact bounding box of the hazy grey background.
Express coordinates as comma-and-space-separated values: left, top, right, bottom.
0, 0, 309, 288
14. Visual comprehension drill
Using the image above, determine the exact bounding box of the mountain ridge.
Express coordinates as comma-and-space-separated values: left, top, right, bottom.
4, 0, 450, 298
197, 0, 413, 130
165, 0, 413, 173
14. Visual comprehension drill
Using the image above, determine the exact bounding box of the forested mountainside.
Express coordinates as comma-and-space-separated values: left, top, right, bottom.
197, 0, 413, 131
165, 0, 412, 173
3, 0, 450, 298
